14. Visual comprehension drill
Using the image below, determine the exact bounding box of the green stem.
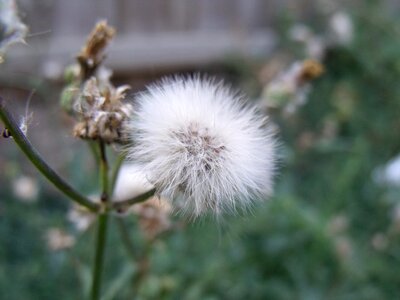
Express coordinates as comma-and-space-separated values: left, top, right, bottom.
90, 213, 109, 300
110, 154, 125, 195
90, 140, 110, 300
0, 97, 98, 212
99, 140, 109, 200
111, 188, 156, 213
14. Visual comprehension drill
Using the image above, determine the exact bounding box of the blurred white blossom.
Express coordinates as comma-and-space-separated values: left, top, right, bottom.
12, 175, 39, 203
67, 205, 96, 232
67, 194, 98, 232
45, 228, 75, 251
113, 163, 154, 202
373, 155, 400, 186
329, 11, 353, 45
288, 23, 325, 60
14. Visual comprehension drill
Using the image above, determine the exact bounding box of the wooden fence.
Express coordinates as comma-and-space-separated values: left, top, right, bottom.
5, 0, 371, 75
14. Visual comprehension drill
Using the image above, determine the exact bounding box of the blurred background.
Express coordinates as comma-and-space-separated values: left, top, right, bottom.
1, 0, 400, 299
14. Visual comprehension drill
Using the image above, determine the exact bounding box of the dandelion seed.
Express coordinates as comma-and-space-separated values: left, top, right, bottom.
19, 90, 35, 136
127, 76, 276, 217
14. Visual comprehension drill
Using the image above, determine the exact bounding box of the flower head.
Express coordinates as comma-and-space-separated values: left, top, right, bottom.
128, 76, 276, 217
72, 76, 133, 143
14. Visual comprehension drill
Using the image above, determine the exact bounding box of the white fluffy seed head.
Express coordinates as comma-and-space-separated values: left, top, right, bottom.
127, 76, 276, 217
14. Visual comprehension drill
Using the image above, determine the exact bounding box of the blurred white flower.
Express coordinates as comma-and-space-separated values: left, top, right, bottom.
113, 164, 173, 236
373, 155, 400, 186
113, 163, 154, 202
45, 228, 75, 251
288, 23, 326, 60
12, 175, 39, 203
289, 24, 313, 43
261, 60, 324, 115
67, 194, 98, 232
329, 11, 353, 45
305, 36, 325, 60
67, 205, 95, 232
128, 76, 276, 217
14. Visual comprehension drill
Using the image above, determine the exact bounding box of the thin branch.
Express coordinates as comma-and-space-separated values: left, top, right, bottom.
0, 97, 99, 212
110, 188, 156, 213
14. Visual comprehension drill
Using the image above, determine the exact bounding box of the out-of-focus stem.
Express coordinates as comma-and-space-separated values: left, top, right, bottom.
110, 153, 125, 195
99, 140, 109, 200
111, 188, 156, 212
90, 213, 108, 300
0, 97, 99, 212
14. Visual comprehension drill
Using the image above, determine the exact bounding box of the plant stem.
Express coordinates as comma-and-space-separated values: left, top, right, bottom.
91, 213, 108, 300
110, 154, 125, 195
111, 188, 156, 212
99, 140, 109, 200
90, 140, 110, 300
0, 97, 98, 212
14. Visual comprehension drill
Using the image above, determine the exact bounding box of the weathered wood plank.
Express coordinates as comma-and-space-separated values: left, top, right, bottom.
4, 30, 276, 75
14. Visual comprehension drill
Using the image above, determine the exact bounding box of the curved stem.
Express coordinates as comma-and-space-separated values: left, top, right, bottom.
111, 188, 156, 213
0, 97, 98, 212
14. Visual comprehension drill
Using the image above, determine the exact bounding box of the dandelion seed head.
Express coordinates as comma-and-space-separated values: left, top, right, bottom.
128, 76, 276, 217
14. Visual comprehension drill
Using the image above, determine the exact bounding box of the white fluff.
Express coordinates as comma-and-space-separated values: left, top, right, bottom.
127, 76, 276, 217
113, 163, 154, 202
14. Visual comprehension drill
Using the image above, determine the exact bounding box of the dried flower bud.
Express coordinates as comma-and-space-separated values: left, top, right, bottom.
132, 197, 173, 240
72, 77, 133, 143
298, 59, 324, 83
261, 59, 323, 114
77, 20, 115, 79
